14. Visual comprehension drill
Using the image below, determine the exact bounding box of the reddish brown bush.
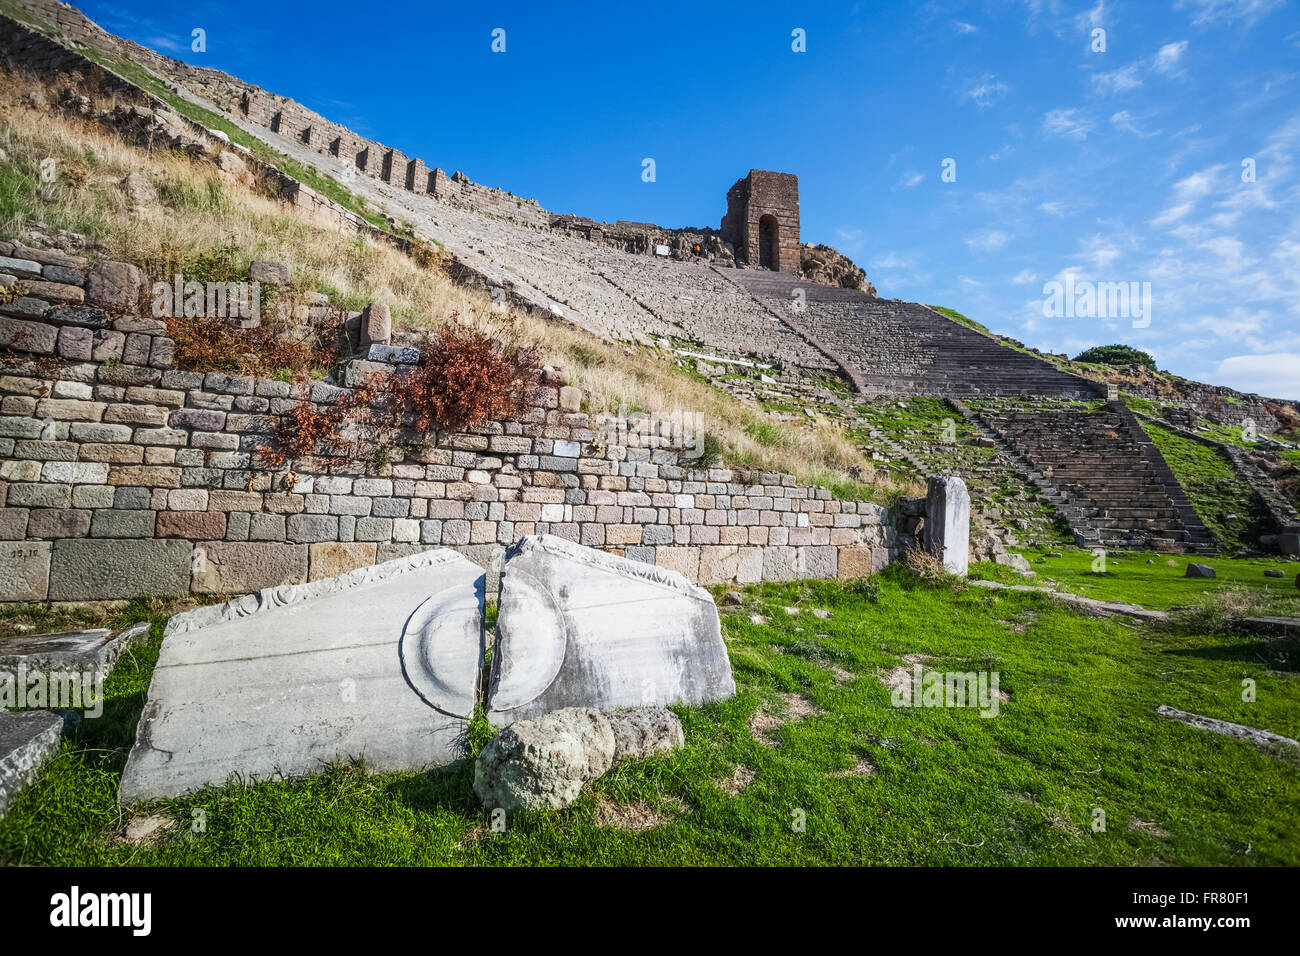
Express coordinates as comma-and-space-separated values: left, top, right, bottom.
163, 316, 338, 380
389, 325, 541, 433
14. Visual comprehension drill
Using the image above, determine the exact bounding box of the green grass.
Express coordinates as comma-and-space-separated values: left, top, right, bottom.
2, 564, 1297, 866
1143, 422, 1270, 551
973, 548, 1300, 612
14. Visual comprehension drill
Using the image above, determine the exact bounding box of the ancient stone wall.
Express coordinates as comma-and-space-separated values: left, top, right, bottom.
0, 242, 917, 603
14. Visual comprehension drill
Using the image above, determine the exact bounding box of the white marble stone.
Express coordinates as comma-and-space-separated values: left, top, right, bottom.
925, 475, 970, 576
488, 535, 734, 725
119, 549, 484, 803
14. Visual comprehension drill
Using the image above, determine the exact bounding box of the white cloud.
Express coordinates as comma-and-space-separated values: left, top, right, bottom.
1043, 108, 1093, 139
1012, 269, 1038, 284
1092, 65, 1143, 93
966, 230, 1010, 252
989, 144, 1013, 161
871, 251, 909, 269
1176, 0, 1284, 29
1150, 165, 1226, 226
900, 171, 925, 188
966, 75, 1010, 108
952, 20, 979, 34
1153, 40, 1189, 74
1111, 110, 1159, 137
1214, 353, 1300, 399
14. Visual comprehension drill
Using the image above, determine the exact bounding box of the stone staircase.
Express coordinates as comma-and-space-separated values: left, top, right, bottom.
963, 398, 1217, 554
724, 270, 1102, 399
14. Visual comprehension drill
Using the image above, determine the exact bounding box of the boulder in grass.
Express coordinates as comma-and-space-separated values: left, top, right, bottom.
473, 707, 614, 811
1185, 563, 1216, 579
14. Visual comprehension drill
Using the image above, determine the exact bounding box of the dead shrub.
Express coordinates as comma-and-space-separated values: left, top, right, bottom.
163, 315, 337, 380
387, 323, 541, 434
904, 544, 951, 583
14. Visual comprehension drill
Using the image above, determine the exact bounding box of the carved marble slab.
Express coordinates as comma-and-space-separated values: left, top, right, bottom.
119, 549, 484, 803
488, 535, 734, 725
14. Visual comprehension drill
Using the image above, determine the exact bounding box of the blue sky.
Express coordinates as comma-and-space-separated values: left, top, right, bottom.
79, 0, 1300, 398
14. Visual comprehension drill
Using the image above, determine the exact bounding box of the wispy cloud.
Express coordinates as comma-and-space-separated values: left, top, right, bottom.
1043, 108, 1093, 139
965, 74, 1010, 108
966, 230, 1011, 252
1175, 0, 1284, 29
1153, 40, 1189, 75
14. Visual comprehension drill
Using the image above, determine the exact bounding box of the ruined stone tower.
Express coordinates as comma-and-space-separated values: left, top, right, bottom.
720, 170, 800, 272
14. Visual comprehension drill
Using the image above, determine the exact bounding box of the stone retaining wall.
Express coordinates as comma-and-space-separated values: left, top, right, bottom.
0, 243, 918, 603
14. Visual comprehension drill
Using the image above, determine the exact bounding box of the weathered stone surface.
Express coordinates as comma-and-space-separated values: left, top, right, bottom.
473, 707, 615, 810
85, 260, 143, 312
1185, 563, 1216, 579
1278, 532, 1299, 557
605, 707, 685, 763
0, 711, 64, 817
307, 541, 377, 580
49, 539, 191, 601
119, 549, 485, 802
487, 535, 734, 725
924, 475, 970, 576
249, 260, 290, 285
1156, 704, 1299, 750
0, 541, 51, 601
190, 541, 307, 593
360, 303, 391, 346
0, 622, 150, 677
366, 344, 420, 364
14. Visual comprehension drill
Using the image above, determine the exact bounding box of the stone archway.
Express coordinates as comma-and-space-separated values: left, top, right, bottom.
758, 214, 779, 270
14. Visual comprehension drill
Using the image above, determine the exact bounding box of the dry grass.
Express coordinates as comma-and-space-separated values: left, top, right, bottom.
0, 74, 910, 498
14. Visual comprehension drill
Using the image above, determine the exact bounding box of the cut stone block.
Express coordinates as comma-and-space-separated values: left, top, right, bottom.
488, 534, 734, 725
924, 475, 970, 576
118, 549, 484, 802
49, 539, 191, 601
0, 541, 51, 601
0, 710, 64, 816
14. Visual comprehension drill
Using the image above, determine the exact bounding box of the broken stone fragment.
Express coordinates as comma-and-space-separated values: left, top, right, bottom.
0, 710, 65, 817
473, 707, 614, 811
924, 475, 970, 576
487, 534, 735, 725
118, 549, 484, 803
472, 706, 685, 811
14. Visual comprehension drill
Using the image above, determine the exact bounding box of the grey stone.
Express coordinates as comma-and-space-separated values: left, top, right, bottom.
85, 260, 143, 312
0, 541, 51, 601
365, 344, 420, 364
49, 539, 191, 600
0, 711, 65, 817
605, 707, 685, 763
119, 549, 485, 802
89, 509, 156, 538
473, 707, 614, 811
1185, 563, 1216, 579
1279, 533, 1300, 557
0, 622, 150, 679
1264, 569, 1284, 578
924, 475, 970, 576
487, 535, 734, 725
190, 542, 307, 593
249, 260, 290, 285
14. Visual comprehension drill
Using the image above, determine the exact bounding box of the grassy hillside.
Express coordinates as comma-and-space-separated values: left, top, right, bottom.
0, 73, 902, 499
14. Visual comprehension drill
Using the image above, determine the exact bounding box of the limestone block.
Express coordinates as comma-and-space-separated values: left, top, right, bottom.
49, 539, 190, 600
190, 541, 308, 594
119, 549, 485, 802
360, 303, 391, 347
924, 475, 970, 576
0, 541, 51, 601
488, 535, 734, 725
85, 260, 143, 312
0, 711, 64, 817
0, 621, 150, 679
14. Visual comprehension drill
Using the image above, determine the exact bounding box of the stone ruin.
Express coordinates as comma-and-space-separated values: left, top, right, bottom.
720, 170, 802, 273
115, 534, 741, 803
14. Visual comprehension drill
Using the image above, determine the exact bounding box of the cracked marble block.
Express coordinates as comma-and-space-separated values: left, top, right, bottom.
488, 535, 734, 725
119, 549, 484, 803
